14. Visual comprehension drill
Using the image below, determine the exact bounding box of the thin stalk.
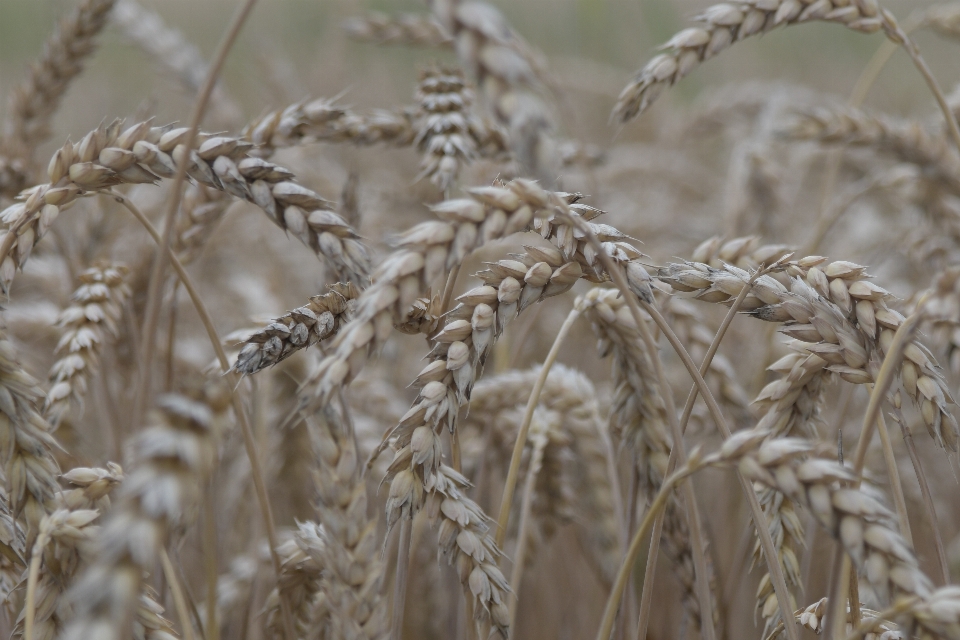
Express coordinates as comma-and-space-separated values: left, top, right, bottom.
391, 518, 413, 640
566, 214, 798, 640
440, 264, 462, 313
110, 191, 296, 640
203, 482, 220, 640
875, 413, 912, 546
160, 547, 198, 640
507, 427, 546, 629
637, 265, 761, 640
848, 560, 861, 631
824, 550, 851, 640
495, 308, 580, 548
134, 0, 258, 426
23, 535, 45, 640
597, 467, 693, 640
894, 409, 950, 585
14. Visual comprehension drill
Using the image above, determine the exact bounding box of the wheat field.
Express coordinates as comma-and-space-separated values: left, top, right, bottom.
1, 1, 960, 639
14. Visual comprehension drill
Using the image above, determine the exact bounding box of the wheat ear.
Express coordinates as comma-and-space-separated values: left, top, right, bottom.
232, 283, 358, 375
61, 392, 227, 640
45, 264, 130, 427
0, 119, 370, 292
1, 0, 116, 162
263, 523, 326, 639
343, 12, 453, 48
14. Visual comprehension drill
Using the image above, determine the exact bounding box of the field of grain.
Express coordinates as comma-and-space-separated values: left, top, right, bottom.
1, 1, 960, 639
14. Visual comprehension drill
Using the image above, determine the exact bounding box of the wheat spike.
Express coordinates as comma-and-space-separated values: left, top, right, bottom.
343, 12, 453, 48
45, 264, 130, 427
614, 0, 908, 122
0, 119, 370, 290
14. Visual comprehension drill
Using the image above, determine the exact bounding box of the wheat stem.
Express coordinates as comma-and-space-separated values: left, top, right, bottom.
134, 0, 258, 426
160, 547, 198, 640
496, 308, 580, 549
390, 518, 413, 640
875, 412, 912, 546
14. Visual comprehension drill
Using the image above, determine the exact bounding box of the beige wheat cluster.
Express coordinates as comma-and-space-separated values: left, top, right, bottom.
2, 1, 960, 639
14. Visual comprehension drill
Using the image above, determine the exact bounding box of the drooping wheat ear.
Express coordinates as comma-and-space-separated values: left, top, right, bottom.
0, 119, 370, 292
656, 256, 960, 450
111, 0, 242, 125
0, 0, 116, 160
264, 522, 326, 640
467, 365, 620, 586
428, 0, 557, 180
244, 98, 417, 158
690, 235, 795, 271
173, 186, 233, 264
343, 12, 453, 48
0, 328, 60, 537
302, 179, 612, 408
201, 542, 271, 636
45, 264, 130, 427
310, 405, 387, 639
413, 67, 480, 192
785, 106, 960, 195
700, 433, 950, 636
577, 287, 718, 634
614, 0, 906, 122
232, 282, 358, 375
61, 393, 225, 640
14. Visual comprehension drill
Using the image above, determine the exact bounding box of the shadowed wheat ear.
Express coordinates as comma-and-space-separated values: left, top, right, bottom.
656, 255, 960, 450
310, 405, 387, 639
578, 287, 719, 634
45, 264, 130, 427
0, 0, 116, 164
232, 282, 358, 375
61, 391, 229, 640
0, 118, 370, 292
785, 105, 960, 196
614, 0, 921, 123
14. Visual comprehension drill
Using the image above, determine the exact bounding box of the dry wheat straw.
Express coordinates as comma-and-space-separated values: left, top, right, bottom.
1, 0, 116, 162
343, 12, 453, 48
232, 283, 358, 375
62, 392, 227, 640
0, 119, 369, 292
578, 287, 719, 634
613, 0, 915, 122
45, 264, 130, 427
